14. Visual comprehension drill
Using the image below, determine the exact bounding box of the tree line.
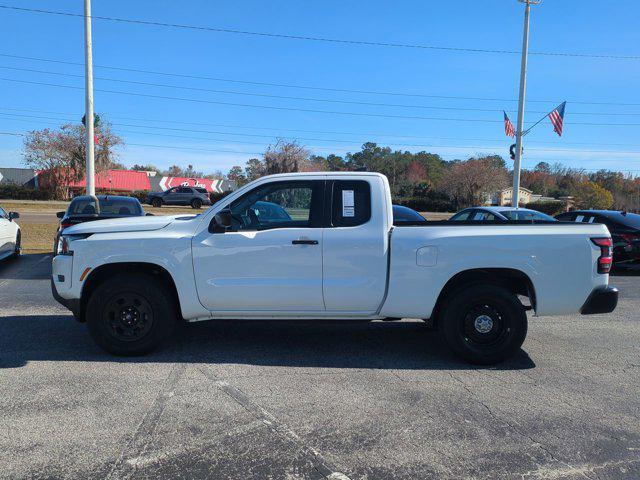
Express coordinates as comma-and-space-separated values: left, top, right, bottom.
226, 140, 635, 212
18, 120, 638, 212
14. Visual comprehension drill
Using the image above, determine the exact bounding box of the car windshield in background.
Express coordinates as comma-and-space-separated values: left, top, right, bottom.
393, 205, 426, 223
68, 197, 142, 216
501, 210, 556, 221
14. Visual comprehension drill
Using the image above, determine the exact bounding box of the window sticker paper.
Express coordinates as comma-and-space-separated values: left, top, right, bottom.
342, 190, 355, 217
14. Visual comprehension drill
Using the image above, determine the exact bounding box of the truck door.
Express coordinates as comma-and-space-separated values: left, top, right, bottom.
192, 180, 326, 312
322, 179, 389, 313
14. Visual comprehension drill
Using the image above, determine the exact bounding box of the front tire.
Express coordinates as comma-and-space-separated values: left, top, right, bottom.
438, 284, 527, 365
13, 231, 21, 257
151, 198, 163, 208
86, 274, 176, 356
191, 198, 202, 209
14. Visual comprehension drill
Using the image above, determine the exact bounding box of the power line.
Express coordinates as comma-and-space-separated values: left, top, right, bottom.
4, 76, 640, 127
3, 53, 640, 107
1, 5, 638, 60
2, 108, 640, 150
3, 65, 640, 117
4, 111, 640, 156
4, 124, 640, 169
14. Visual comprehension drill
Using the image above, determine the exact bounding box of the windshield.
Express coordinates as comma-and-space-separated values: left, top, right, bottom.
393, 206, 426, 222
68, 197, 143, 216
501, 210, 556, 221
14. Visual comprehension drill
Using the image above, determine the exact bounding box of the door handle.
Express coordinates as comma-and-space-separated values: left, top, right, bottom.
292, 239, 318, 245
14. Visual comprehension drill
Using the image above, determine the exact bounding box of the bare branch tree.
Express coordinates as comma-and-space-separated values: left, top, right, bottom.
23, 121, 123, 198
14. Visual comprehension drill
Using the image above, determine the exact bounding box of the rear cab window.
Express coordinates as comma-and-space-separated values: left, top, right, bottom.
68, 197, 142, 216
330, 180, 371, 227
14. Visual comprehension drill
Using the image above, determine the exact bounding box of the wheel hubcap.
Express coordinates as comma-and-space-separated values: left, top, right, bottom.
103, 293, 154, 342
474, 314, 494, 334
462, 303, 509, 347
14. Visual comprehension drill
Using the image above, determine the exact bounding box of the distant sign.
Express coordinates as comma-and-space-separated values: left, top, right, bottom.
158, 176, 225, 193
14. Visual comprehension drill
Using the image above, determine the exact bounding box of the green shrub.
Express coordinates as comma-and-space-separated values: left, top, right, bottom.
0, 184, 55, 200
394, 195, 456, 212
526, 200, 566, 216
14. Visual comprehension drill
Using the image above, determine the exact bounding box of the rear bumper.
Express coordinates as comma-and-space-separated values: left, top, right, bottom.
581, 286, 618, 315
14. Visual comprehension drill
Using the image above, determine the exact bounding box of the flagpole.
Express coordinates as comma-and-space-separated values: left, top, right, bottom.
84, 0, 96, 196
512, 0, 540, 208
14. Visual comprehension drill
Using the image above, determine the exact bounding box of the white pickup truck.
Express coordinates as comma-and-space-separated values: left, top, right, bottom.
52, 172, 618, 364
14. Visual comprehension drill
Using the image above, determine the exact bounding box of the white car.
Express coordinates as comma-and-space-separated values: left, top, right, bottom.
0, 205, 20, 261
52, 172, 618, 364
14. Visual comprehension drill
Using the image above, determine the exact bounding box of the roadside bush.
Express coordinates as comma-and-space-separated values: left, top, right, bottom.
128, 190, 150, 203
526, 200, 566, 216
210, 190, 233, 204
395, 193, 457, 212
0, 184, 55, 200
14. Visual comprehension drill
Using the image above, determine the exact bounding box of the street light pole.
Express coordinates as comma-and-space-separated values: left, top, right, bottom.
512, 0, 540, 208
84, 0, 95, 196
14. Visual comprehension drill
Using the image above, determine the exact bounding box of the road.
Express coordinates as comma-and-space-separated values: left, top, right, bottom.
1, 254, 639, 479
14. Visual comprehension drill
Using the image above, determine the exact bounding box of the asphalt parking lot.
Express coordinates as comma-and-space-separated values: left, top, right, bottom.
1, 254, 639, 479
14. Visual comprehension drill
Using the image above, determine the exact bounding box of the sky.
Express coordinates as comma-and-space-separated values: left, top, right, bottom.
1, 0, 639, 175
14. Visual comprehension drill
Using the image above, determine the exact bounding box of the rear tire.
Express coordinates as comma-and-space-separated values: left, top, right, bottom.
86, 274, 176, 356
438, 284, 527, 365
152, 198, 162, 208
191, 198, 202, 209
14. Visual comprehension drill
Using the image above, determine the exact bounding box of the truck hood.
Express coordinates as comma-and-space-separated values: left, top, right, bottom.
64, 215, 196, 235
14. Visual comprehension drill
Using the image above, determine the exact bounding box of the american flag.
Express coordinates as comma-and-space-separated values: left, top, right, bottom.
503, 111, 516, 138
549, 101, 566, 137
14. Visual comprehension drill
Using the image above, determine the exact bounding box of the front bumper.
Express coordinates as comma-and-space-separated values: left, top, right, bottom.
51, 254, 82, 321
51, 277, 82, 320
581, 286, 619, 315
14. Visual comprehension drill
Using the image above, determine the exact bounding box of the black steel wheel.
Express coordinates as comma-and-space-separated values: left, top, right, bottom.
86, 273, 176, 356
102, 292, 155, 343
439, 284, 527, 364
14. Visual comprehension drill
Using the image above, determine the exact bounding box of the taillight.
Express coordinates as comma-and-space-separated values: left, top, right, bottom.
60, 222, 73, 230
591, 237, 613, 274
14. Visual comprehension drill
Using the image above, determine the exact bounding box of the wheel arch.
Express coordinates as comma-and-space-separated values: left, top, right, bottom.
79, 262, 181, 323
431, 268, 536, 324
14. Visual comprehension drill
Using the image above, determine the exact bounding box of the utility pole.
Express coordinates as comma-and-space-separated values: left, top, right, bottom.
511, 0, 541, 208
84, 0, 95, 196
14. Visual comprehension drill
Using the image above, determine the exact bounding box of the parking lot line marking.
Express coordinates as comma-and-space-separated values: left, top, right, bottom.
106, 363, 187, 480
200, 367, 352, 480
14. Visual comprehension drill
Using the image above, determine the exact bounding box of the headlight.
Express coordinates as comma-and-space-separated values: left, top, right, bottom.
56, 234, 91, 256
56, 236, 72, 256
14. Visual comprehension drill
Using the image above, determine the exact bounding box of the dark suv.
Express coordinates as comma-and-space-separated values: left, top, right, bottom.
555, 210, 640, 267
146, 186, 212, 209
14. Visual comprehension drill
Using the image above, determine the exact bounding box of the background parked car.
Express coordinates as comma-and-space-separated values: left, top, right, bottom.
449, 206, 557, 222
393, 205, 427, 224
146, 186, 212, 209
0, 204, 20, 260
55, 195, 146, 252
556, 210, 640, 267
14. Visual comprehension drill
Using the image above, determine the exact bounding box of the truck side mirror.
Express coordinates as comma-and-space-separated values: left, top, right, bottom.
56, 211, 65, 219
8, 212, 19, 221
209, 208, 233, 233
